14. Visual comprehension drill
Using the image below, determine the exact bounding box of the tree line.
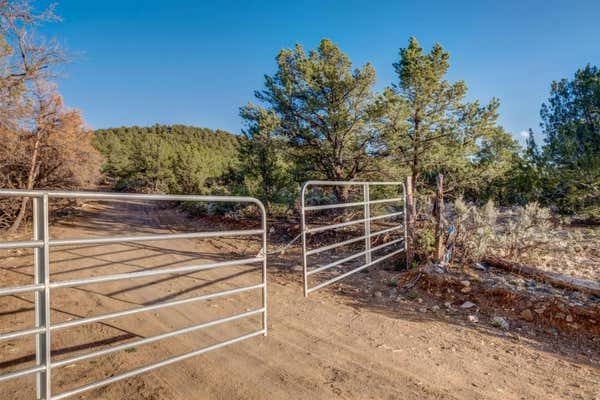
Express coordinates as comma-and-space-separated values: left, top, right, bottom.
238, 38, 599, 217
91, 38, 599, 219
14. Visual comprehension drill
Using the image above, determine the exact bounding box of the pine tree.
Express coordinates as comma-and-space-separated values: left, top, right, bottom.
380, 37, 513, 197
540, 64, 600, 213
249, 39, 384, 200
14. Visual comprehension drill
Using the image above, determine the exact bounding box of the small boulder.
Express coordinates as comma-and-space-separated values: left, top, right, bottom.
460, 301, 477, 309
468, 315, 479, 323
520, 309, 534, 322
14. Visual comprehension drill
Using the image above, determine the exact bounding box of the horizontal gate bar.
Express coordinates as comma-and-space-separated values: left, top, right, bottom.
306, 217, 367, 234
50, 229, 263, 247
50, 257, 263, 289
304, 200, 365, 211
0, 326, 46, 342
45, 191, 263, 204
52, 308, 265, 368
51, 329, 265, 400
307, 250, 365, 276
0, 364, 46, 383
0, 240, 44, 250
304, 197, 404, 212
306, 247, 405, 294
0, 283, 45, 296
306, 224, 404, 256
0, 189, 264, 205
369, 211, 403, 222
303, 180, 404, 186
51, 283, 264, 331
306, 234, 366, 256
0, 190, 44, 198
367, 197, 404, 205
307, 237, 404, 276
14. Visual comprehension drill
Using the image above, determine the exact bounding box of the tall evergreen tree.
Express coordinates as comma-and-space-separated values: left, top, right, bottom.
540, 64, 600, 212
249, 39, 384, 200
380, 37, 513, 196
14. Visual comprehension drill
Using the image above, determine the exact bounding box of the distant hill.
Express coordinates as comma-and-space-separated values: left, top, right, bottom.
93, 124, 239, 194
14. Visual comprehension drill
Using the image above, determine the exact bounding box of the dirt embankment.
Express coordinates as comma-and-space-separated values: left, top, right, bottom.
1, 199, 599, 399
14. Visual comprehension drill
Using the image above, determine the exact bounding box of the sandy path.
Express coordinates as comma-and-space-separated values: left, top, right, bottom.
0, 199, 598, 399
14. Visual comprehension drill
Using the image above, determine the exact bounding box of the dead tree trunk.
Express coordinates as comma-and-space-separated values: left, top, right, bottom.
484, 256, 600, 296
433, 174, 445, 262
8, 135, 41, 233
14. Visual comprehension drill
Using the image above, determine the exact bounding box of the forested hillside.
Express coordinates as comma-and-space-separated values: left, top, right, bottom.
94, 125, 239, 194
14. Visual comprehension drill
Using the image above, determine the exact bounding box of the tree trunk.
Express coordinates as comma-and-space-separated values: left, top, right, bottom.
404, 175, 416, 268
8, 136, 40, 233
409, 155, 418, 218
332, 164, 349, 203
433, 174, 445, 262
334, 185, 350, 203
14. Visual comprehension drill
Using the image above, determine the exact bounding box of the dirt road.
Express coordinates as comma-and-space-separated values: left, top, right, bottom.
1, 200, 598, 399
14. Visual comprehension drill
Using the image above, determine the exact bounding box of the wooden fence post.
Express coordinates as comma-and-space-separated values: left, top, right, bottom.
433, 174, 445, 262
405, 176, 415, 268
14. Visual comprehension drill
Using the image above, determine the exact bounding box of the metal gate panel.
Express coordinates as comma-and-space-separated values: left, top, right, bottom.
301, 181, 406, 296
0, 190, 267, 399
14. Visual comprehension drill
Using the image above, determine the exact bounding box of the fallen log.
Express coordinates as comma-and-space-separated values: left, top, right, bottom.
483, 256, 600, 297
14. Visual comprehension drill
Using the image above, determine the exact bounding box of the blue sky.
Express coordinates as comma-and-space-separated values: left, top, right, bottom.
40, 0, 599, 144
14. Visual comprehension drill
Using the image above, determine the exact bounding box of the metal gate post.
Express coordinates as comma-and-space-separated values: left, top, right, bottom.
33, 194, 51, 399
363, 184, 371, 265
259, 202, 268, 336
300, 183, 308, 297
402, 182, 408, 269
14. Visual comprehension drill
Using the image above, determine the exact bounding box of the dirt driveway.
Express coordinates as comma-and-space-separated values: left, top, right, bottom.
1, 199, 598, 399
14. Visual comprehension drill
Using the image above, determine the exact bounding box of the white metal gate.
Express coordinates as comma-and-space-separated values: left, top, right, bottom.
0, 190, 267, 399
301, 181, 406, 296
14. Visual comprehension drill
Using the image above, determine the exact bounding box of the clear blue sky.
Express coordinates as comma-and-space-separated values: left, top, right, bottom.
40, 0, 599, 144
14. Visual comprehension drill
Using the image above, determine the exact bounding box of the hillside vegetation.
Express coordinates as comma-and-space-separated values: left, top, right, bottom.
93, 125, 239, 195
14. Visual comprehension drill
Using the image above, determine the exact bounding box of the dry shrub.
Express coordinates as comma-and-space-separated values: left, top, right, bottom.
449, 199, 554, 264
452, 198, 498, 263
495, 202, 552, 259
